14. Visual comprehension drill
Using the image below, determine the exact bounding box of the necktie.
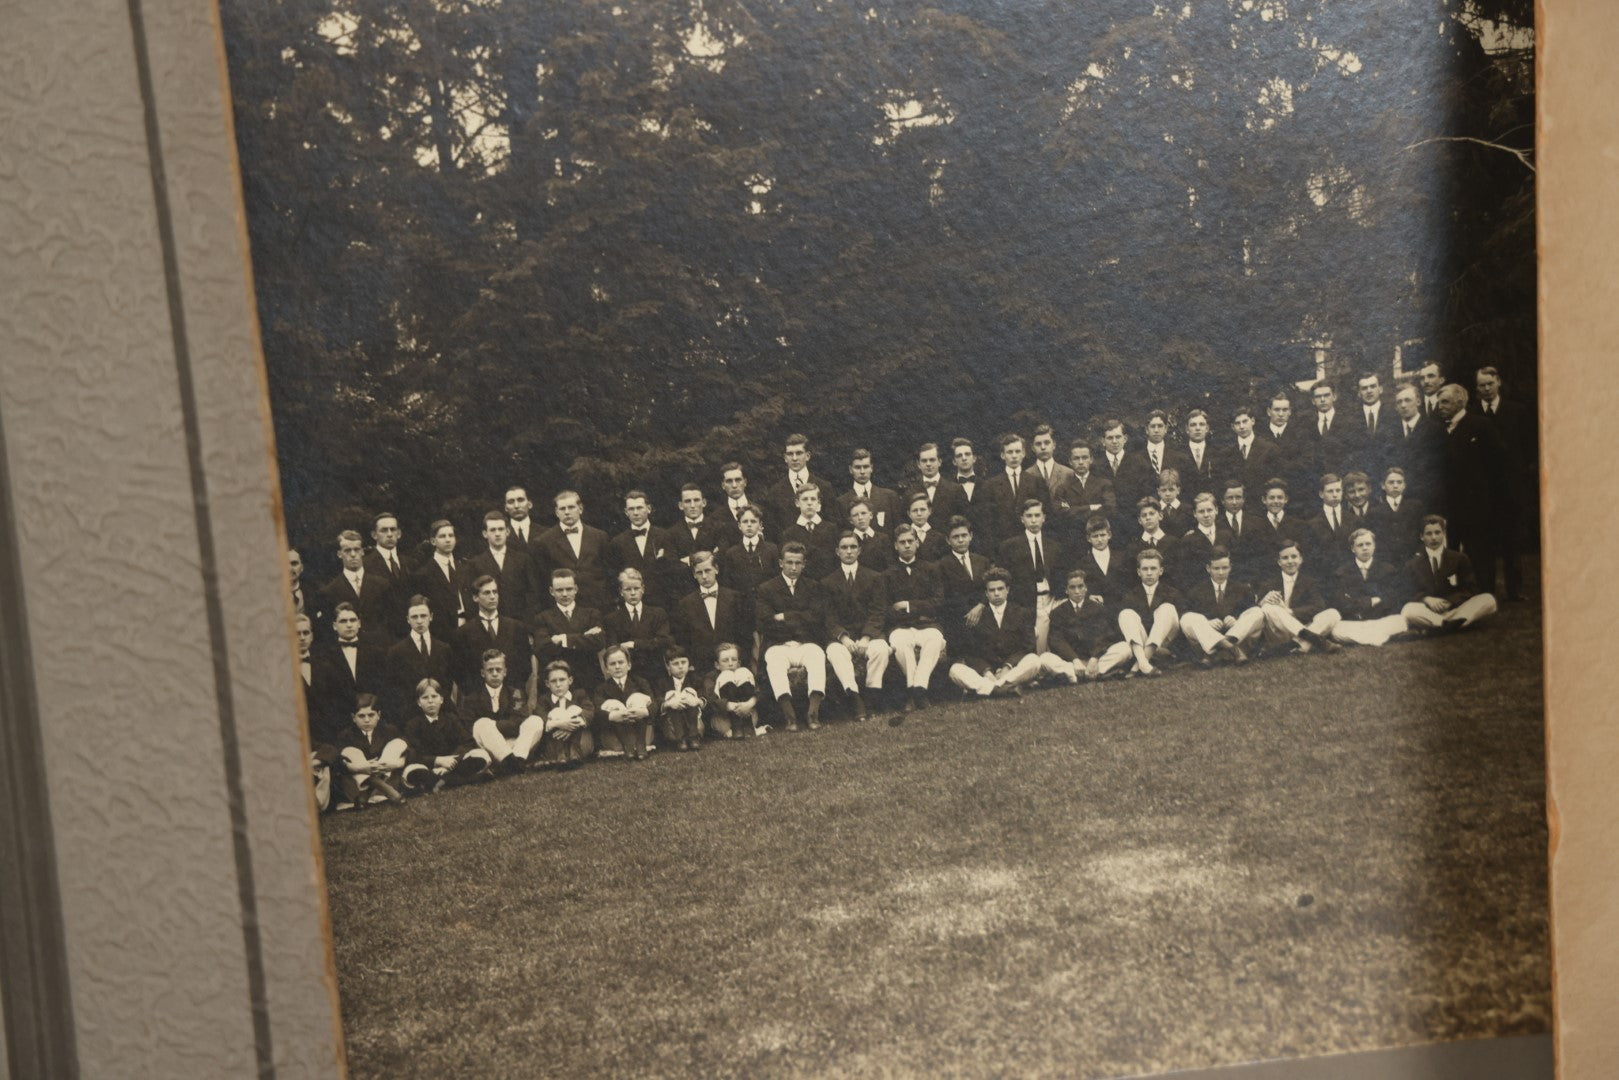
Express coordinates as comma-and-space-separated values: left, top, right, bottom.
1361, 565, 1369, 580
1241, 441, 1249, 460
1032, 537, 1045, 577
1366, 409, 1376, 434
1215, 583, 1223, 602
1150, 448, 1160, 470
846, 570, 856, 584
1010, 468, 1020, 489
483, 618, 495, 637
630, 605, 640, 626
961, 554, 973, 580
1330, 508, 1338, 530
386, 555, 399, 576
416, 634, 426, 656
1270, 513, 1280, 527
1319, 417, 1327, 435
1432, 554, 1441, 576
805, 521, 815, 534
1110, 454, 1120, 471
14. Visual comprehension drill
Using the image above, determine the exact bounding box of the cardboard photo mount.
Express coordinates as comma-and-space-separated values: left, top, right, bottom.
0, 0, 1609, 1076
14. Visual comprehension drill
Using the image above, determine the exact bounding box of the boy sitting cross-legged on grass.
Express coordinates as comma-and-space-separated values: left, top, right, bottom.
1177, 545, 1265, 666
467, 649, 548, 775
336, 693, 408, 809
595, 645, 656, 760
538, 660, 593, 767
654, 644, 706, 751
705, 641, 761, 738
1046, 568, 1133, 681
1115, 548, 1183, 677
947, 567, 1060, 698
399, 677, 490, 794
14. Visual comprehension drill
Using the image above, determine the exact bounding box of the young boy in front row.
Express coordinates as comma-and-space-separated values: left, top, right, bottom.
399, 677, 490, 794
596, 645, 656, 759
467, 649, 548, 774
706, 641, 761, 737
539, 660, 593, 766
655, 645, 706, 751
1177, 546, 1265, 665
1046, 569, 1133, 681
336, 693, 408, 808
1115, 548, 1183, 677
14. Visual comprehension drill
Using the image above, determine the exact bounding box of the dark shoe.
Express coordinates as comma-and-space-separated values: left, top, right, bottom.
777, 696, 799, 729
1232, 645, 1249, 665
849, 692, 867, 721
372, 777, 405, 804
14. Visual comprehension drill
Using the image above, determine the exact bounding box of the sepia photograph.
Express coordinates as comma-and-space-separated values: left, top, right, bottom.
219, 0, 1544, 1075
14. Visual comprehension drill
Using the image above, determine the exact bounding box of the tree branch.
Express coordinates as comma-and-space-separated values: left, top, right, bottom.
1402, 136, 1534, 173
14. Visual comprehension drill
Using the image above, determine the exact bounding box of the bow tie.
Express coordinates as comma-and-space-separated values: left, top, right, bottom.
957, 474, 975, 482
701, 589, 719, 598
563, 526, 580, 535
340, 643, 357, 650
632, 527, 649, 535
924, 478, 938, 486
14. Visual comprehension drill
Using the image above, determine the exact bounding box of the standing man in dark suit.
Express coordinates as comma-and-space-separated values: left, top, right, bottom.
780, 484, 839, 581
1306, 474, 1352, 574
1051, 443, 1117, 545
836, 448, 903, 532
1178, 410, 1218, 490
1029, 424, 1076, 497
1349, 371, 1391, 474
466, 510, 535, 623
1474, 366, 1531, 600
1417, 363, 1447, 419
534, 489, 612, 612
908, 442, 966, 529
503, 486, 539, 550
718, 462, 756, 538
661, 484, 732, 598
979, 432, 1051, 546
289, 549, 314, 627
1307, 380, 1351, 480
1387, 385, 1442, 503
676, 551, 750, 670
936, 516, 992, 631
1222, 406, 1279, 499
384, 595, 452, 719
364, 512, 413, 638
454, 575, 533, 700
1369, 466, 1426, 559
949, 437, 991, 543
996, 499, 1064, 653
764, 433, 836, 530
312, 602, 389, 739
410, 518, 467, 630
323, 530, 396, 641
1139, 411, 1187, 496
1097, 418, 1154, 514
1263, 392, 1311, 495
1434, 384, 1510, 598
609, 490, 673, 610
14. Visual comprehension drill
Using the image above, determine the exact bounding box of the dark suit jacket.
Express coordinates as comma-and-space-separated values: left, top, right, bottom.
465, 547, 536, 625
852, 529, 892, 572
996, 531, 1066, 609
1047, 596, 1117, 662
593, 676, 658, 722
321, 571, 396, 641
530, 605, 606, 674
1074, 545, 1131, 606
675, 586, 750, 668
1049, 472, 1117, 534
1306, 507, 1355, 575
1368, 496, 1426, 560
1217, 437, 1281, 498
978, 469, 1052, 544
362, 548, 415, 638
1176, 525, 1234, 587
1122, 532, 1178, 582
1096, 451, 1157, 512
1334, 559, 1403, 620
533, 523, 612, 610
719, 538, 780, 596
1305, 411, 1354, 479
905, 477, 966, 532
935, 550, 992, 629
402, 704, 477, 763
836, 485, 903, 531
1386, 415, 1444, 499
311, 641, 389, 741
1440, 412, 1509, 532
503, 517, 540, 552
461, 682, 526, 727
1260, 424, 1313, 493
336, 722, 407, 767
884, 559, 943, 633
453, 613, 533, 696
1180, 577, 1256, 620
754, 574, 826, 647
1175, 443, 1220, 490
1138, 444, 1187, 493
384, 632, 453, 721
660, 517, 734, 594
910, 525, 949, 563
820, 565, 888, 641
1255, 571, 1332, 624
763, 472, 836, 529
959, 602, 1035, 670
601, 603, 674, 676
410, 555, 470, 630
608, 525, 675, 607
779, 520, 840, 581
1406, 548, 1480, 607
1157, 501, 1192, 539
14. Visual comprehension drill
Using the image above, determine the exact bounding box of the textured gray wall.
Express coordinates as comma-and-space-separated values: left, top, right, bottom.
0, 0, 342, 1075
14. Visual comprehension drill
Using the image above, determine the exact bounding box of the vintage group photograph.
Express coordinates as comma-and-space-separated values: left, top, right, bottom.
221, 0, 1544, 1074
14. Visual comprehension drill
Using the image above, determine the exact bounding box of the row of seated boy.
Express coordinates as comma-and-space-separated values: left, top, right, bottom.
304, 502, 1493, 808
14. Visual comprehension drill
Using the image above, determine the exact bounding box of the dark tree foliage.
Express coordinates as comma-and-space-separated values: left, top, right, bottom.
221, 0, 1534, 570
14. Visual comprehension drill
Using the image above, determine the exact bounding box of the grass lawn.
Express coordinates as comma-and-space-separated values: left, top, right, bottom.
322, 604, 1548, 1079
